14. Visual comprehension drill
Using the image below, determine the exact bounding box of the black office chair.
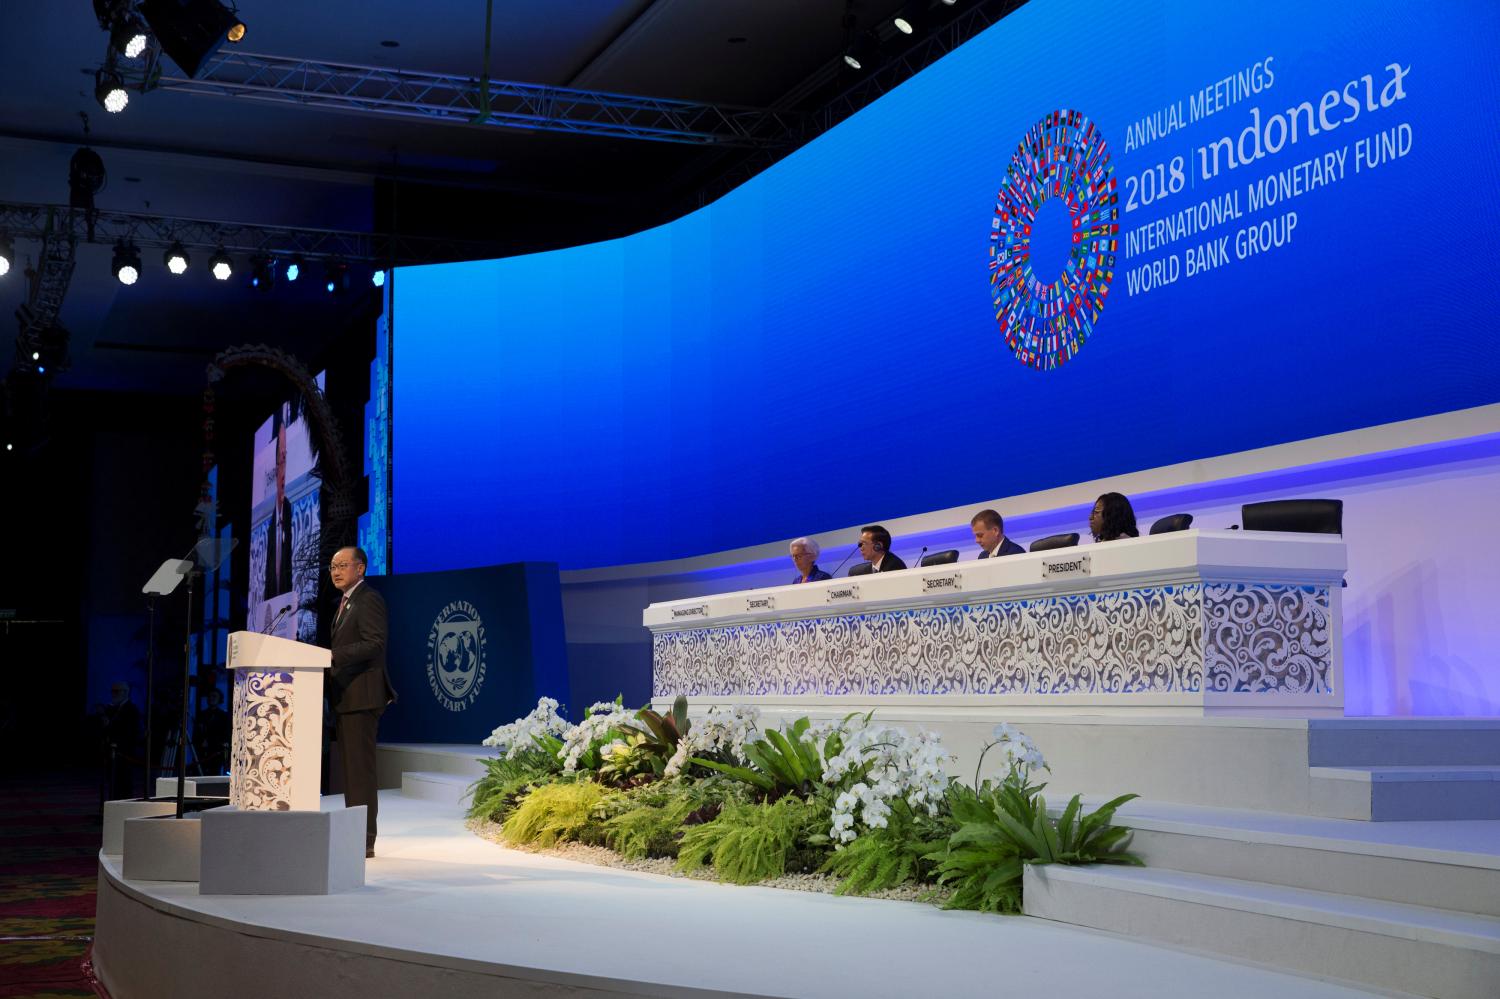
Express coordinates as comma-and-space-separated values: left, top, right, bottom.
848, 561, 874, 576
1149, 513, 1194, 535
919, 549, 959, 567
1241, 499, 1343, 535
1029, 532, 1080, 553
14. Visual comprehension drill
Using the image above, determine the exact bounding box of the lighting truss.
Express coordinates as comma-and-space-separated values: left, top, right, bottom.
122, 50, 805, 148
13, 209, 77, 370
0, 201, 492, 268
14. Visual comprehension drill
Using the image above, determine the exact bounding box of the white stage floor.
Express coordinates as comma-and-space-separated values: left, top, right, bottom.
93, 790, 1395, 999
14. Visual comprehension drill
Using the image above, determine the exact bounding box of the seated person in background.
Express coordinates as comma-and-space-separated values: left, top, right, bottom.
195, 686, 231, 776
1090, 492, 1140, 542
789, 537, 831, 584
855, 524, 907, 573
971, 509, 1025, 559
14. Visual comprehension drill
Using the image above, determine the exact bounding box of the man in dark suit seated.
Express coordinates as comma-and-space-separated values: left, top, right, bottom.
854, 524, 907, 574
789, 537, 832, 583
328, 546, 397, 857
971, 508, 1025, 559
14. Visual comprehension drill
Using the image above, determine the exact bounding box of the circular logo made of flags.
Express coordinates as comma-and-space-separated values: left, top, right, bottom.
988, 110, 1119, 370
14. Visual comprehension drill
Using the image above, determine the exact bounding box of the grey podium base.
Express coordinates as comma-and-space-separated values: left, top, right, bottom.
154, 776, 230, 799
122, 812, 211, 882
200, 805, 367, 895
102, 798, 179, 855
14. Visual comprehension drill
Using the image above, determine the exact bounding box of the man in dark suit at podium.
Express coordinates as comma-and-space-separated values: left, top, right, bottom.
855, 525, 907, 573
328, 546, 396, 857
971, 509, 1025, 559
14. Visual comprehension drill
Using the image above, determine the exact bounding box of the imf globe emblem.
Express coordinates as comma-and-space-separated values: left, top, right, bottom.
426, 600, 487, 712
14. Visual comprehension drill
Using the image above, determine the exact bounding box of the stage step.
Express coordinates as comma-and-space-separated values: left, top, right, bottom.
1103, 798, 1500, 917
1308, 719, 1500, 767
400, 771, 472, 810
1023, 865, 1500, 999
1310, 765, 1500, 821
377, 743, 492, 790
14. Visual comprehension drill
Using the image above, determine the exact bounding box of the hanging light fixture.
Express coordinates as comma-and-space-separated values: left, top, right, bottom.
209, 246, 233, 281
112, 240, 143, 285
95, 66, 129, 113
164, 242, 190, 275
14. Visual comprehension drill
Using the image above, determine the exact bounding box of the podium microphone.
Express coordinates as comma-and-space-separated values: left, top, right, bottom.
265, 605, 293, 635
911, 545, 928, 568
829, 540, 863, 576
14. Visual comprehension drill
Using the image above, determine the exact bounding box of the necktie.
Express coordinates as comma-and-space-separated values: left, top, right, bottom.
336, 594, 350, 626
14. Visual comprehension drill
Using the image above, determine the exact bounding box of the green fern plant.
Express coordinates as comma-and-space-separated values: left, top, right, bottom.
675, 796, 830, 884
600, 780, 720, 859
500, 780, 613, 848
467, 746, 563, 823
820, 800, 951, 895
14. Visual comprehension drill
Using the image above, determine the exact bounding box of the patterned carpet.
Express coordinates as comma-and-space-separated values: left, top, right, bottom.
0, 775, 106, 999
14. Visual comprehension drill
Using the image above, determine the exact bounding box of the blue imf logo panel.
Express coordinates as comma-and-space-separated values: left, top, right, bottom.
379, 563, 570, 743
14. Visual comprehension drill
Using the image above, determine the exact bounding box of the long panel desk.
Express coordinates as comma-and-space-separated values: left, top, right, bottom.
644, 530, 1346, 717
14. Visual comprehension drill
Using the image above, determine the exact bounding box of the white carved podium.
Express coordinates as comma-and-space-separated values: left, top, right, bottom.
226, 630, 331, 812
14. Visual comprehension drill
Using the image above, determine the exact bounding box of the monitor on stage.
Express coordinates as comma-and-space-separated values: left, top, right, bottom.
247, 372, 325, 640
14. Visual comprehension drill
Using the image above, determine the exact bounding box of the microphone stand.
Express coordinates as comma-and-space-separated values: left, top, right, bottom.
176, 563, 200, 818
829, 541, 862, 576
143, 594, 157, 800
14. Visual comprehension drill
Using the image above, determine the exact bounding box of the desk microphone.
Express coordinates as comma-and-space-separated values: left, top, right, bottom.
829, 541, 863, 576
910, 546, 928, 569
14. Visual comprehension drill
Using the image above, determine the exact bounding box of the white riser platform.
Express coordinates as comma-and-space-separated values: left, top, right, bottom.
1024, 865, 1500, 999
382, 721, 1500, 821
907, 716, 1500, 821
377, 743, 493, 790
399, 771, 471, 810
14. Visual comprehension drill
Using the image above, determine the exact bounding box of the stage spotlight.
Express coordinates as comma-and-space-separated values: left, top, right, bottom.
893, 0, 924, 35
209, 247, 233, 281
371, 269, 386, 288
164, 242, 190, 275
95, 66, 129, 113
112, 241, 142, 285
323, 260, 348, 294
284, 257, 302, 282
843, 30, 878, 71
0, 233, 12, 277
112, 13, 150, 59
249, 255, 275, 291
141, 0, 245, 77
31, 352, 40, 361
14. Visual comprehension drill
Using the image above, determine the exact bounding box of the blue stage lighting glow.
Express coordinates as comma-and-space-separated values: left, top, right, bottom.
285, 261, 300, 282
393, 0, 1500, 571
372, 269, 386, 288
